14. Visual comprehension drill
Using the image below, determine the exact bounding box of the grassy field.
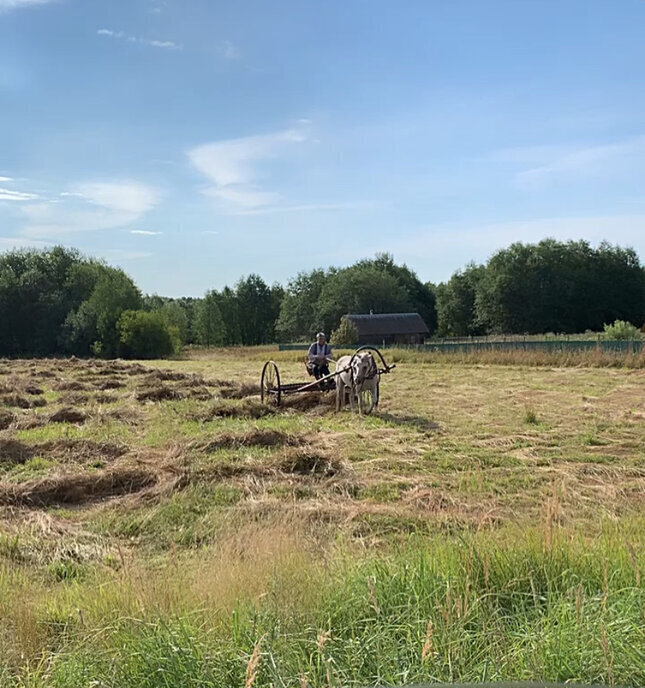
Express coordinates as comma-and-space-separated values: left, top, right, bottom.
1, 348, 644, 686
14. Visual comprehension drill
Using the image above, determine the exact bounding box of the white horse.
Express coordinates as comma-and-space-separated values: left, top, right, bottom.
335, 351, 379, 414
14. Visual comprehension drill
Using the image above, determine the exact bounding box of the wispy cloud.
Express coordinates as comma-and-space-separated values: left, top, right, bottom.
187, 124, 309, 211
21, 180, 160, 238
219, 40, 240, 60
97, 28, 181, 50
130, 229, 162, 236
496, 135, 645, 189
0, 0, 55, 12
230, 202, 369, 216
0, 187, 39, 202
0, 176, 14, 183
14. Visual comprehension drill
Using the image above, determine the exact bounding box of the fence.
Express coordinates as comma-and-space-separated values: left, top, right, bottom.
278, 340, 644, 354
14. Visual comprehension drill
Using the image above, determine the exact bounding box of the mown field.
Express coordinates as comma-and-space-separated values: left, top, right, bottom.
1, 348, 644, 687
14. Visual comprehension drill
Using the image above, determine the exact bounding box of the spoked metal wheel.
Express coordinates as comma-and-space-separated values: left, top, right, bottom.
260, 360, 281, 406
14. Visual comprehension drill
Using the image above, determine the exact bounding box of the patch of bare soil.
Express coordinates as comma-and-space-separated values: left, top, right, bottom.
136, 385, 182, 402
0, 409, 15, 430
0, 466, 157, 506
0, 439, 34, 465
199, 429, 305, 452
49, 407, 87, 424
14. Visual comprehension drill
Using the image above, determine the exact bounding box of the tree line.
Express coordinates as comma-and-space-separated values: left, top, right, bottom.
0, 239, 643, 358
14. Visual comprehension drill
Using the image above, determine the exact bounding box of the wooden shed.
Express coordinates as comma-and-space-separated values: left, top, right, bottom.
344, 313, 430, 345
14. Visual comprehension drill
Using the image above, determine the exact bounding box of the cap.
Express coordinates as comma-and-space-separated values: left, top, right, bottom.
316, 332, 325, 338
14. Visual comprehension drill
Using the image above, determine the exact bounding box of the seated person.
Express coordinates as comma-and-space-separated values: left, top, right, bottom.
307, 332, 332, 379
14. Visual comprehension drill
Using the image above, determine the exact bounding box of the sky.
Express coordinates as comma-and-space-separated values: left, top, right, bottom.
2, 0, 645, 297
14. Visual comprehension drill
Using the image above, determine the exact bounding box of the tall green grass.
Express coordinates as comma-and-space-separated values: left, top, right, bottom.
3, 524, 644, 687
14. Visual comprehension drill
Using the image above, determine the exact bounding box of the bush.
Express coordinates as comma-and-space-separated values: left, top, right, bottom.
330, 317, 359, 346
117, 310, 178, 359
602, 319, 642, 341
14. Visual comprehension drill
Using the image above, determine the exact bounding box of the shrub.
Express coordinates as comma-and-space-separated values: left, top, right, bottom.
602, 319, 642, 341
117, 310, 178, 359
330, 317, 359, 346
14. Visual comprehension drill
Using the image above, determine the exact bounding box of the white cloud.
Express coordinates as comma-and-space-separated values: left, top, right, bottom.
0, 176, 14, 182
499, 135, 645, 189
20, 181, 160, 238
130, 229, 162, 235
73, 181, 159, 214
0, 0, 55, 12
97, 28, 181, 50
187, 124, 309, 211
0, 187, 39, 202
220, 40, 240, 60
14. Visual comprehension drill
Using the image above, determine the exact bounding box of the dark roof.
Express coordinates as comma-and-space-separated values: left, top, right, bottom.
345, 313, 430, 336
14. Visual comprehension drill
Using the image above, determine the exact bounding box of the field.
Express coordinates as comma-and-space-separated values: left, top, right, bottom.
1, 348, 644, 687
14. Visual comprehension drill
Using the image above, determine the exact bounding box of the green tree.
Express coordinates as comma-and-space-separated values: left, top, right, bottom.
316, 264, 411, 335
195, 291, 226, 346
435, 263, 485, 337
275, 269, 328, 341
235, 274, 274, 345
117, 310, 177, 359
330, 317, 359, 346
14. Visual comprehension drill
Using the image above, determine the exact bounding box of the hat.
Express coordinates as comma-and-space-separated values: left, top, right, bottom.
316, 332, 325, 338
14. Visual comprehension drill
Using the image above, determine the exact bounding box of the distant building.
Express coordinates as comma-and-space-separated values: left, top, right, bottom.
344, 312, 430, 345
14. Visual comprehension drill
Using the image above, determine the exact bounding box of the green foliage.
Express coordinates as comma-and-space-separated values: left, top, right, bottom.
435, 263, 485, 337
117, 310, 177, 359
474, 240, 645, 334
603, 319, 642, 341
275, 268, 329, 341
330, 316, 359, 346
195, 291, 226, 347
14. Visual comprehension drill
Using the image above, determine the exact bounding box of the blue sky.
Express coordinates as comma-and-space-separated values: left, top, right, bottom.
2, 0, 645, 297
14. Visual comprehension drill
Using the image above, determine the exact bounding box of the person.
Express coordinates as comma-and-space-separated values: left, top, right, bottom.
307, 332, 332, 379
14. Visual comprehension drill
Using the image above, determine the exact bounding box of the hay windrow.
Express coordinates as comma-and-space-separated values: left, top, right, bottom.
0, 466, 157, 506
202, 398, 275, 420
0, 439, 34, 465
49, 407, 87, 424
0, 409, 15, 430
136, 386, 182, 402
1, 394, 47, 409
54, 380, 88, 392
279, 448, 343, 477
199, 429, 305, 452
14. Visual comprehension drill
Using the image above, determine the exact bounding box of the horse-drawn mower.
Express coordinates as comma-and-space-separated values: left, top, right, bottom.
260, 346, 395, 414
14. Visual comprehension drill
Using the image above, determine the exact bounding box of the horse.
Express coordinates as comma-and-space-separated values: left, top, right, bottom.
335, 351, 379, 414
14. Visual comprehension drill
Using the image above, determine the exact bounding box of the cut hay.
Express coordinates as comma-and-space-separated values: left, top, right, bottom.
136, 386, 182, 402
218, 382, 261, 400
95, 379, 126, 390
49, 407, 87, 424
280, 448, 343, 477
24, 383, 44, 395
0, 466, 157, 506
0, 439, 34, 465
202, 399, 275, 420
54, 380, 88, 392
0, 409, 15, 430
200, 429, 305, 452
94, 393, 118, 404
36, 439, 128, 464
